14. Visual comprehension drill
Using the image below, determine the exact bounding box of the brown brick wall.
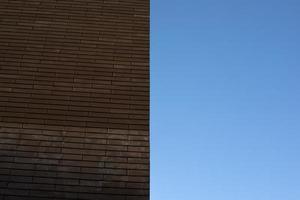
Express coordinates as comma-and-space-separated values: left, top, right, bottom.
0, 0, 149, 199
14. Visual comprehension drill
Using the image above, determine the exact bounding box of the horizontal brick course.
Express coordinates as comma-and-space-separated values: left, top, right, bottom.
0, 0, 149, 199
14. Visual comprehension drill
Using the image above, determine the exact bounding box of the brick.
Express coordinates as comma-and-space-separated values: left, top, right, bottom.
0, 0, 149, 198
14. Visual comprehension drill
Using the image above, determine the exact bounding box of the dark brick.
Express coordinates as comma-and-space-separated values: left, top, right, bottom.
0, 0, 149, 199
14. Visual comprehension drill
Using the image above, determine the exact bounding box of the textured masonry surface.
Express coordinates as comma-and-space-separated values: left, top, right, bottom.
0, 0, 149, 199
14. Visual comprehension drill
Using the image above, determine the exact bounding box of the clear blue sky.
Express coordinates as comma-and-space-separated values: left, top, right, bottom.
151, 0, 300, 200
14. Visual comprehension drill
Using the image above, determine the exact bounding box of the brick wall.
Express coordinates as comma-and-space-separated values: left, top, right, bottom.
0, 0, 149, 199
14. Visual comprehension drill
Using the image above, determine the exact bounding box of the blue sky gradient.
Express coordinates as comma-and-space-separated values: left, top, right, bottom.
151, 1, 300, 199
